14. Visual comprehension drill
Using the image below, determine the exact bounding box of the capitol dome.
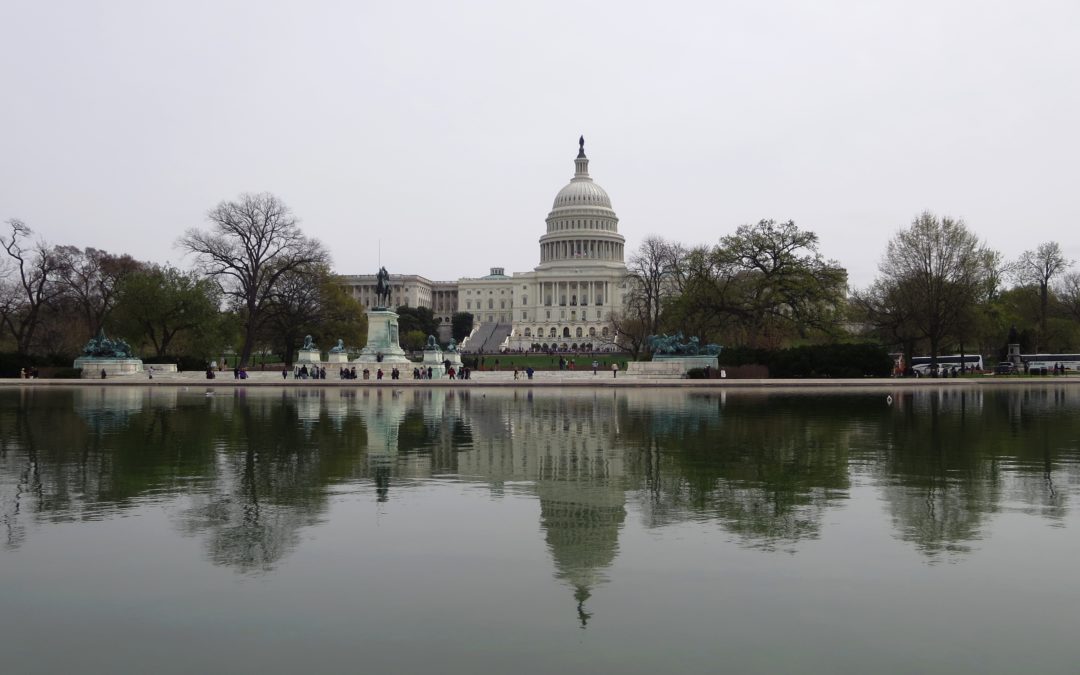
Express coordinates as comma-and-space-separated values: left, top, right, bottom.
552, 177, 612, 209
549, 137, 615, 212
537, 136, 625, 269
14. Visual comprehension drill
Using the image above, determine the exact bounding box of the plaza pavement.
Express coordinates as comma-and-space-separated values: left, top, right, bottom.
4, 366, 1077, 388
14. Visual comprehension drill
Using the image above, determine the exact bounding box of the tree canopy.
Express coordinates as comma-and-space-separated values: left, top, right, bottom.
178, 193, 329, 367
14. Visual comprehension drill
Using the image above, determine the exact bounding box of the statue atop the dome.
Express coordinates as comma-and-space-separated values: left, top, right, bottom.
577, 135, 586, 158
375, 266, 391, 308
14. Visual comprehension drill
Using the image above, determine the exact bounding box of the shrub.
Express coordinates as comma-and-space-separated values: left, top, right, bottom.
718, 343, 892, 378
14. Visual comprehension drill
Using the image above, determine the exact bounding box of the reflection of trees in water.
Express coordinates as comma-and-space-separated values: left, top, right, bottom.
624, 393, 860, 551
0, 388, 222, 549
177, 392, 371, 572
5, 385, 1080, 570
877, 387, 1080, 558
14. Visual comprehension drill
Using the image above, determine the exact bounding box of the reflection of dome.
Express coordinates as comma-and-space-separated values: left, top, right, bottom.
538, 483, 626, 629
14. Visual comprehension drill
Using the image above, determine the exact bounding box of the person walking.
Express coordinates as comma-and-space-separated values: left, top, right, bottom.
611, 362, 618, 379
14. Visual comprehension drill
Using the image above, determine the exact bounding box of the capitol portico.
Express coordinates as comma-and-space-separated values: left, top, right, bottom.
339, 137, 628, 352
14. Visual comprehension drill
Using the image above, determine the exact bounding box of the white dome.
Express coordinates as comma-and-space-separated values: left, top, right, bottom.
552, 180, 612, 209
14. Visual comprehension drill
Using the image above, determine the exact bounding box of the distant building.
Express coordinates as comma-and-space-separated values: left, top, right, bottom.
339, 138, 628, 351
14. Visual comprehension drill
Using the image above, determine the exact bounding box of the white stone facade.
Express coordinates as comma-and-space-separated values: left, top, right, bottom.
338, 138, 627, 351
505, 138, 626, 351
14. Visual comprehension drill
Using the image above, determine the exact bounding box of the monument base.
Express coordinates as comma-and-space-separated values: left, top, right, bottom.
326, 352, 349, 364
74, 357, 145, 378
625, 355, 719, 379
421, 349, 447, 378
353, 309, 413, 366
296, 349, 321, 364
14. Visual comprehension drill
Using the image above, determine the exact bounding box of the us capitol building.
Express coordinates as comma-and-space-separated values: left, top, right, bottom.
339, 137, 628, 351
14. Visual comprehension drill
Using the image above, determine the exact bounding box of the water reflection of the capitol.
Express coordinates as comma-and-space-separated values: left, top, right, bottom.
4, 385, 1080, 619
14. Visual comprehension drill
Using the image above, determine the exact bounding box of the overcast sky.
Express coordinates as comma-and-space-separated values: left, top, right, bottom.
2, 0, 1078, 288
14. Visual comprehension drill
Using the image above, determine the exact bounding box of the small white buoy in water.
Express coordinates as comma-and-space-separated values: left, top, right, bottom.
886, 395, 893, 405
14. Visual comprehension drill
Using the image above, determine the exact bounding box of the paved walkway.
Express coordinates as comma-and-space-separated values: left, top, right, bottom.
5, 368, 1078, 388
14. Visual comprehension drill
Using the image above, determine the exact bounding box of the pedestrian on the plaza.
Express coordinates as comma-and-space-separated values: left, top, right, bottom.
612, 362, 618, 379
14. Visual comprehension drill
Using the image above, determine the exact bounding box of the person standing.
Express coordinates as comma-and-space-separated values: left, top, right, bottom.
611, 362, 618, 379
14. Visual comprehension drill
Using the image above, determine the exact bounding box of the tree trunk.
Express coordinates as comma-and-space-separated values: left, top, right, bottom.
239, 316, 257, 368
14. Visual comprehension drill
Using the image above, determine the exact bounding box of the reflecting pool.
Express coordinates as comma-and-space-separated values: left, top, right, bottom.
3, 385, 1080, 674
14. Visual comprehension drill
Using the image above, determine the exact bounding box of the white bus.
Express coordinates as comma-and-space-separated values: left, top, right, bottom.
1022, 354, 1080, 374
909, 354, 984, 375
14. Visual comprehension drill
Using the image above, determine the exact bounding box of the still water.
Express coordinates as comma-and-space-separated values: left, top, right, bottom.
2, 385, 1080, 674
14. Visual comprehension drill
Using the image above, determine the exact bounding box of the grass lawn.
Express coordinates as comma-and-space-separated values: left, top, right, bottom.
465, 353, 632, 371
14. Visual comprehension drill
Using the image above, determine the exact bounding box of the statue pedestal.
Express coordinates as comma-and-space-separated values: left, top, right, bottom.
421, 348, 447, 378
74, 357, 144, 378
296, 349, 321, 364
626, 355, 719, 379
326, 352, 349, 364
1008, 343, 1022, 367
444, 351, 463, 368
353, 309, 412, 366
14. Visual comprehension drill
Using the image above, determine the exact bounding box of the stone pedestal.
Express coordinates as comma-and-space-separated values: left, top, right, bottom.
1008, 343, 1022, 367
353, 309, 413, 367
326, 352, 349, 364
444, 350, 463, 368
296, 349, 321, 364
626, 355, 719, 379
421, 348, 447, 378
74, 357, 144, 378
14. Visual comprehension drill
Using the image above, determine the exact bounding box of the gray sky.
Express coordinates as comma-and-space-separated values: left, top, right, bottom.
2, 0, 1078, 288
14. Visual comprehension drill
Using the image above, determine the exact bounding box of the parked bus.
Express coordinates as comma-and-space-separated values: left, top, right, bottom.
909, 354, 984, 375
1021, 354, 1080, 374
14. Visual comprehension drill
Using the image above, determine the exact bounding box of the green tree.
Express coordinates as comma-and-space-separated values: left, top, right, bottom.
402, 329, 427, 352
110, 265, 224, 358
665, 220, 847, 347
178, 193, 329, 367
396, 305, 439, 338
451, 312, 474, 343
260, 265, 366, 365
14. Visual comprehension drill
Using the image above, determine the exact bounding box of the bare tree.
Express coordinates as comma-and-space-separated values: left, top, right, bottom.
1011, 242, 1072, 348
54, 246, 144, 338
1057, 271, 1080, 324
625, 237, 681, 336
871, 212, 999, 363
1, 219, 64, 354
178, 193, 329, 367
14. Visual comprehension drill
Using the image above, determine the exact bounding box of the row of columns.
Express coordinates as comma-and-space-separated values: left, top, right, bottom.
537, 280, 609, 307
540, 239, 623, 263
